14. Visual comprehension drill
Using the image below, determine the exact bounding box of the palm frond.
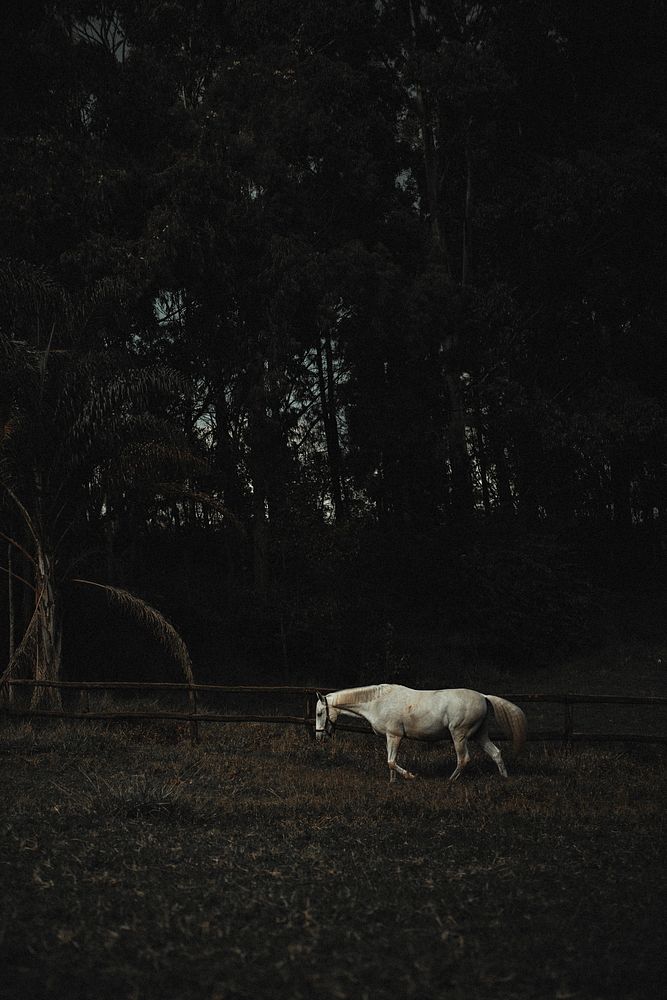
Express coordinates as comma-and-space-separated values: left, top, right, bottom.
67, 276, 131, 336
0, 260, 69, 329
71, 579, 195, 686
59, 366, 187, 469
2, 484, 41, 550
0, 529, 37, 567
116, 440, 205, 482
0, 264, 127, 350
61, 364, 183, 427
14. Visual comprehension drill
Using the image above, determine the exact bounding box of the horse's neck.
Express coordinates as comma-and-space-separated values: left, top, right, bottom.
330, 685, 388, 712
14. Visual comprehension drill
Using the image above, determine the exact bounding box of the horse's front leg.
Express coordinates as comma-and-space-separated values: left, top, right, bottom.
386, 733, 416, 782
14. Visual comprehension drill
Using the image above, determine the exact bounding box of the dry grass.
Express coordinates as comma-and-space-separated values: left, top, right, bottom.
1, 716, 665, 1000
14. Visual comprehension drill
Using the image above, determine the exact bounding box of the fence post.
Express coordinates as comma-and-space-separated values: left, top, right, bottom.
304, 691, 313, 738
563, 699, 574, 741
188, 685, 200, 745
80, 687, 90, 715
0, 677, 9, 718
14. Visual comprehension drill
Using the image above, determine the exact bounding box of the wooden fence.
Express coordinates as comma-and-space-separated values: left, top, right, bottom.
2, 678, 667, 746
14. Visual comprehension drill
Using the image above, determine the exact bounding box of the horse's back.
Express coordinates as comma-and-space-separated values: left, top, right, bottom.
377, 685, 487, 739
431, 688, 488, 727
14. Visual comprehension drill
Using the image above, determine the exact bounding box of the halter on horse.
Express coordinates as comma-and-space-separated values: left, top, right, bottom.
315, 684, 527, 782
317, 694, 336, 738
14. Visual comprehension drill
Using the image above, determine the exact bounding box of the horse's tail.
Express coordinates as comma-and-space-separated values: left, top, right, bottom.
484, 695, 527, 755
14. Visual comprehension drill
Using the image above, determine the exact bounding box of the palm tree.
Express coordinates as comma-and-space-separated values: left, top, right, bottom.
0, 262, 199, 708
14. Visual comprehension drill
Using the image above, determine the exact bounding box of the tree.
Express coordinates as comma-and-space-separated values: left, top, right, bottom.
0, 263, 197, 706
1, 0, 665, 682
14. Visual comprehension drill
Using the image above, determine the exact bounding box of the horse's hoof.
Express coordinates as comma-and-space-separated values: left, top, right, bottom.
406, 772, 417, 779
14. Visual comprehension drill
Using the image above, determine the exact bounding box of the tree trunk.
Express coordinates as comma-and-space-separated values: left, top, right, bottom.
488, 413, 514, 517
494, 442, 514, 515
213, 382, 245, 516
6, 542, 15, 706
610, 448, 632, 529
462, 124, 473, 288
514, 424, 541, 527
104, 498, 116, 583
252, 484, 270, 601
408, 0, 473, 519
249, 354, 270, 600
446, 373, 474, 517
473, 387, 491, 516
30, 551, 62, 710
316, 333, 346, 520
409, 0, 449, 270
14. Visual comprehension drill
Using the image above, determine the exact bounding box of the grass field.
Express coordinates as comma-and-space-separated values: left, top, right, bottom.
1, 711, 665, 1000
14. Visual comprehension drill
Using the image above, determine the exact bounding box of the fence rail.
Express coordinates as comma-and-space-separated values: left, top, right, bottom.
2, 678, 667, 745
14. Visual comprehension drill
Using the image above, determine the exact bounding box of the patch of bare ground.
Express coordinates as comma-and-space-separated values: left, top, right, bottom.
1, 714, 665, 1000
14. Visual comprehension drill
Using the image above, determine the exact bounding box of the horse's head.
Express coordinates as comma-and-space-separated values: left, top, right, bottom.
315, 693, 338, 740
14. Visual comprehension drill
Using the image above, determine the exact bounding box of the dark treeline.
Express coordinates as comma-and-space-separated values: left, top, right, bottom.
1, 1, 665, 692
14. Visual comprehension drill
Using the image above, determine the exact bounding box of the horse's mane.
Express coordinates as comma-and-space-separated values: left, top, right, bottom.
328, 685, 389, 707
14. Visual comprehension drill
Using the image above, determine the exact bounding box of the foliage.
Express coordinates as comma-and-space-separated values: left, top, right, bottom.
0, 263, 199, 696
0, 0, 665, 681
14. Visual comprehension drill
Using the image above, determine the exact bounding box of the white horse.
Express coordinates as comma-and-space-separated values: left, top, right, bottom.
315, 684, 527, 782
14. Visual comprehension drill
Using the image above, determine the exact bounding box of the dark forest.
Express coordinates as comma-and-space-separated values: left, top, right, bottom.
1, 0, 665, 696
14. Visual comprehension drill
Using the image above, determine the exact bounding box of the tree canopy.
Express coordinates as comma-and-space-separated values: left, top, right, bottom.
1, 1, 665, 684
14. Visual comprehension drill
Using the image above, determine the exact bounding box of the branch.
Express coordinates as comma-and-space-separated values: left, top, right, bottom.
0, 564, 36, 592
0, 529, 37, 566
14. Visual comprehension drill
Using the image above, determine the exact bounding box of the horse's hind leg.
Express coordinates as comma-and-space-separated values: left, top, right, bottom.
475, 729, 508, 778
386, 733, 416, 782
448, 729, 471, 781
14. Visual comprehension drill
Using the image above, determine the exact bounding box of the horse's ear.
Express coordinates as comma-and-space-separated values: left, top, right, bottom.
315, 691, 323, 702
